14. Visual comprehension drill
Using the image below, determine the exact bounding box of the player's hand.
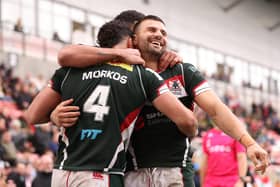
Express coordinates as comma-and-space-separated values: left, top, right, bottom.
117, 49, 145, 65
158, 50, 182, 71
234, 180, 244, 187
50, 98, 80, 127
246, 143, 269, 174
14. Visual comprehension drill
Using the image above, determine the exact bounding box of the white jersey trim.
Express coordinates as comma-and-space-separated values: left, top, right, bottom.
104, 142, 124, 172
121, 116, 139, 152
194, 81, 211, 96
136, 66, 147, 99
60, 68, 71, 91
59, 127, 70, 169
182, 138, 189, 167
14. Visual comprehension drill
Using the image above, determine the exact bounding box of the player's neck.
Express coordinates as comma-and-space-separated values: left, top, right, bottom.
142, 53, 160, 71
145, 61, 158, 71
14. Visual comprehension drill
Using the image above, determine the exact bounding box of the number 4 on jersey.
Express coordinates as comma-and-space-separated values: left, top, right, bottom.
83, 85, 110, 122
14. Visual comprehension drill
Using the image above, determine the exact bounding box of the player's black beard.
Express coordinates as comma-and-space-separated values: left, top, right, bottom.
146, 45, 165, 61
138, 42, 165, 62
149, 50, 162, 61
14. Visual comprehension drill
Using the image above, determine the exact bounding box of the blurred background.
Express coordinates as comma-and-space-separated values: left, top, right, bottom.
0, 0, 279, 186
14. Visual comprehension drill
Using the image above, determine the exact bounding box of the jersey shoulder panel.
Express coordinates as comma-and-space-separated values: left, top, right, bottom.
136, 65, 169, 102
181, 63, 211, 97
49, 67, 71, 94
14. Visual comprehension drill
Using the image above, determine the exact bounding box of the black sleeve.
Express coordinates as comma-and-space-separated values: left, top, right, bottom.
139, 66, 169, 102
182, 63, 211, 98
47, 67, 70, 94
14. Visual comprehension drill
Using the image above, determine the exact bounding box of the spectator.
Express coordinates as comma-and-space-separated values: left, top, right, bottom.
0, 130, 17, 164
52, 32, 64, 43
32, 153, 53, 187
28, 124, 52, 155
6, 161, 26, 187
0, 117, 7, 132
14, 18, 23, 33
200, 125, 247, 187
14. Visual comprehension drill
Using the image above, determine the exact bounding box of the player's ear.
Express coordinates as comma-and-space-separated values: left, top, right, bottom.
127, 37, 133, 48
131, 34, 137, 47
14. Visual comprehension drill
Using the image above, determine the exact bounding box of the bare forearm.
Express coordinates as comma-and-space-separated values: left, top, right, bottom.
237, 153, 248, 177
198, 93, 269, 174
23, 111, 49, 124
195, 91, 245, 140
211, 103, 255, 147
211, 103, 244, 139
58, 45, 121, 67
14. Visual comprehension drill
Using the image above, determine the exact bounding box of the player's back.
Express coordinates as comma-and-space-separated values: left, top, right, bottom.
51, 63, 167, 175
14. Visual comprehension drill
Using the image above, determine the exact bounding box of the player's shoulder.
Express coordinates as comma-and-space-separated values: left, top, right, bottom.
135, 65, 164, 81
106, 62, 134, 72
181, 62, 199, 72
170, 62, 198, 73
53, 67, 72, 77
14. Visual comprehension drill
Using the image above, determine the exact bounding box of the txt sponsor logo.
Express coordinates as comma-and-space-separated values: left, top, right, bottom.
80, 129, 102, 140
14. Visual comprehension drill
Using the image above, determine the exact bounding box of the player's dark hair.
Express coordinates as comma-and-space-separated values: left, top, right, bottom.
97, 20, 133, 48
133, 15, 165, 33
114, 10, 145, 26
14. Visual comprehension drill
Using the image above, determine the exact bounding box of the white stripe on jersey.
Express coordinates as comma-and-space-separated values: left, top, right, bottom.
136, 66, 147, 99
128, 145, 138, 170
158, 84, 169, 95
179, 63, 186, 86
121, 116, 139, 152
61, 68, 71, 91
104, 142, 124, 172
145, 68, 163, 81
194, 81, 211, 96
182, 138, 189, 167
59, 127, 70, 169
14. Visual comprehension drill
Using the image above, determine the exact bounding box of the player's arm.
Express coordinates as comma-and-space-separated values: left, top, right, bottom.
23, 86, 61, 124
236, 152, 247, 186
199, 153, 208, 187
58, 44, 145, 68
195, 90, 246, 141
195, 90, 269, 173
152, 91, 198, 137
235, 141, 248, 186
200, 134, 209, 187
24, 67, 77, 126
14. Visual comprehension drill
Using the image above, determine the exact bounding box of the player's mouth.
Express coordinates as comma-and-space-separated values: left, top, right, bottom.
151, 41, 164, 49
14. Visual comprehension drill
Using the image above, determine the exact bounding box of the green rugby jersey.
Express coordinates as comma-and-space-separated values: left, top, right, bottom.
129, 63, 211, 169
49, 63, 169, 175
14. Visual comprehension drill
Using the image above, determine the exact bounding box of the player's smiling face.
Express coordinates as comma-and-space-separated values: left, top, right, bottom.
133, 19, 167, 58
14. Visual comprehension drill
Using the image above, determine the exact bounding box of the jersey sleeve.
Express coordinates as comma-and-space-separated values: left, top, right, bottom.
140, 67, 169, 102
182, 63, 211, 98
47, 67, 70, 94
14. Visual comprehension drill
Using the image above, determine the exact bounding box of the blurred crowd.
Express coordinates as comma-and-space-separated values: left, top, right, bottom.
0, 63, 58, 187
0, 60, 280, 186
